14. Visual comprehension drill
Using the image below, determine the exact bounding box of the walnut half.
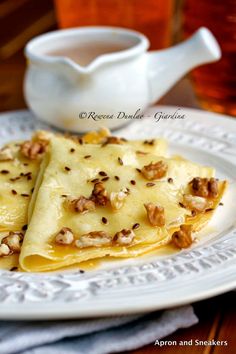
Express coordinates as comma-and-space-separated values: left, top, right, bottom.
20, 140, 47, 160
172, 225, 193, 249
190, 177, 219, 198
90, 182, 109, 206
102, 136, 124, 146
144, 202, 165, 227
55, 227, 74, 245
113, 229, 135, 246
65, 196, 95, 214
141, 161, 168, 180
2, 232, 24, 253
110, 188, 129, 210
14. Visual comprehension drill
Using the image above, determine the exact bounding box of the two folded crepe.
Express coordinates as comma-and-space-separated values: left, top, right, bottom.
0, 129, 226, 272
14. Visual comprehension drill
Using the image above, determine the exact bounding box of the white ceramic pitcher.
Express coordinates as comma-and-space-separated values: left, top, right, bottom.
24, 26, 221, 132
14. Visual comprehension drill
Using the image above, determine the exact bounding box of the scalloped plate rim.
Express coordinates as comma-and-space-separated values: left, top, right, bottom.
0, 106, 235, 319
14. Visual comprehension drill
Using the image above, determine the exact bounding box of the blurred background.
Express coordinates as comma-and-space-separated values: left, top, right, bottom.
0, 0, 235, 115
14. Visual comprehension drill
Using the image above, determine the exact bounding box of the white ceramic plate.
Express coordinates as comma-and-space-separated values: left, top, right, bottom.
0, 106, 236, 320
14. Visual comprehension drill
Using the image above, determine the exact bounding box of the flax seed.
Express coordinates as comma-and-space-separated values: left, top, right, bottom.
102, 217, 108, 224
132, 223, 140, 230
118, 157, 123, 165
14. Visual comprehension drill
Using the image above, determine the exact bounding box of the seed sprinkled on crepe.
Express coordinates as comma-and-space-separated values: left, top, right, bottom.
91, 178, 100, 183
101, 176, 109, 182
143, 139, 155, 145
0, 169, 9, 174
10, 176, 20, 182
101, 217, 108, 224
22, 224, 28, 231
132, 223, 140, 230
205, 208, 214, 212
118, 157, 123, 165
146, 182, 155, 187
10, 267, 18, 272
99, 171, 107, 176
136, 150, 148, 155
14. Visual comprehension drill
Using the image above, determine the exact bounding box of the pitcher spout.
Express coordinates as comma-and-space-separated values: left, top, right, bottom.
147, 27, 221, 104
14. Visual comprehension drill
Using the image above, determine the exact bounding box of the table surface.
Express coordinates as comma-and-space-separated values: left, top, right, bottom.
0, 1, 235, 353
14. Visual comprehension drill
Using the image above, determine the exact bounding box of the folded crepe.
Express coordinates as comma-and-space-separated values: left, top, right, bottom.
0, 140, 43, 269
0, 130, 168, 270
19, 136, 226, 272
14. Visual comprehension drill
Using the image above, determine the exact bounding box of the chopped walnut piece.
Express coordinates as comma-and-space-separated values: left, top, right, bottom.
102, 136, 124, 146
143, 139, 155, 145
65, 196, 95, 214
75, 231, 112, 248
110, 188, 129, 210
144, 203, 165, 227
172, 225, 193, 249
208, 178, 219, 198
113, 229, 135, 246
32, 130, 54, 144
0, 244, 10, 257
182, 194, 213, 214
0, 146, 14, 161
1, 232, 23, 253
190, 177, 219, 198
141, 161, 168, 180
91, 182, 109, 206
55, 227, 74, 245
20, 140, 47, 160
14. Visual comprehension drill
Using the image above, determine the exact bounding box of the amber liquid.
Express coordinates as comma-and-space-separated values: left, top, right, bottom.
184, 0, 236, 116
54, 0, 173, 50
